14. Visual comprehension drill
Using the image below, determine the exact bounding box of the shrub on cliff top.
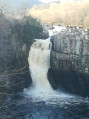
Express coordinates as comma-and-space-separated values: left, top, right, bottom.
22, 16, 43, 45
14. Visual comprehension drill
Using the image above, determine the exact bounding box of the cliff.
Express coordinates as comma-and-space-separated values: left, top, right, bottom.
50, 27, 89, 75
48, 27, 89, 97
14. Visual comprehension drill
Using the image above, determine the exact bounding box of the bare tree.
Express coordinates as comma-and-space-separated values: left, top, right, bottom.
16, 1, 31, 18
0, 0, 11, 16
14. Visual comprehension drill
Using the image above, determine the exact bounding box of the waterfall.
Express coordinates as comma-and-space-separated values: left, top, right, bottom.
27, 38, 54, 95
25, 25, 69, 98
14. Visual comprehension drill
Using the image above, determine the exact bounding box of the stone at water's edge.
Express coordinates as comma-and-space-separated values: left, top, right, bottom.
49, 28, 89, 97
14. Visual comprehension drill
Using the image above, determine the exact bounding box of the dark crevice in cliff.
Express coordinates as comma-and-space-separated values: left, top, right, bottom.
48, 69, 89, 97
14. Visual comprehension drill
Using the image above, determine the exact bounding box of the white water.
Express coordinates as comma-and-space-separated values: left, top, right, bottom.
27, 38, 54, 94
48, 25, 66, 37
25, 25, 72, 100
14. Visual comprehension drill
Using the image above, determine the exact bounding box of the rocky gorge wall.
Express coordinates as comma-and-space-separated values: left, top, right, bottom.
48, 27, 89, 97
51, 28, 89, 74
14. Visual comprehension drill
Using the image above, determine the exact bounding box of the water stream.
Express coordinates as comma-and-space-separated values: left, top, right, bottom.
27, 38, 52, 94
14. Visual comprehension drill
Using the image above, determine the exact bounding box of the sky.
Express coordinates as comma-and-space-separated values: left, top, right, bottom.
5, 0, 74, 10
39, 0, 59, 3
6, 0, 41, 9
39, 0, 71, 3
7, 0, 71, 7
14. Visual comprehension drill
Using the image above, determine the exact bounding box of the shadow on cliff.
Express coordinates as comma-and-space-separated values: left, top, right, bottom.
48, 68, 89, 97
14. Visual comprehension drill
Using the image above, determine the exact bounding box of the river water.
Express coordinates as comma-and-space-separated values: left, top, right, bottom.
2, 93, 89, 119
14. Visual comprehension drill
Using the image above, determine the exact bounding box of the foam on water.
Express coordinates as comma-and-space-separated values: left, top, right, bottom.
48, 25, 66, 37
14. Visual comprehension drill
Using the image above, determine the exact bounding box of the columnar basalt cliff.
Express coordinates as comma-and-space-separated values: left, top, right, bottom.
48, 28, 89, 97
51, 28, 89, 74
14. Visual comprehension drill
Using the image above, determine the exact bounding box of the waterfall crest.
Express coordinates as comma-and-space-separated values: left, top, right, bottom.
27, 38, 53, 94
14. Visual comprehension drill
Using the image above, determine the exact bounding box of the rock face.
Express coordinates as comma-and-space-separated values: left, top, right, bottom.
51, 28, 89, 74
0, 15, 12, 66
48, 27, 89, 97
48, 69, 89, 97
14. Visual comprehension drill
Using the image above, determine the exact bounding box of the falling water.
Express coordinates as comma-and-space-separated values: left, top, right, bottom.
27, 38, 55, 95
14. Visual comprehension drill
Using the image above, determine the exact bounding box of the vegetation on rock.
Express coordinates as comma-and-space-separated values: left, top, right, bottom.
0, 12, 44, 109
